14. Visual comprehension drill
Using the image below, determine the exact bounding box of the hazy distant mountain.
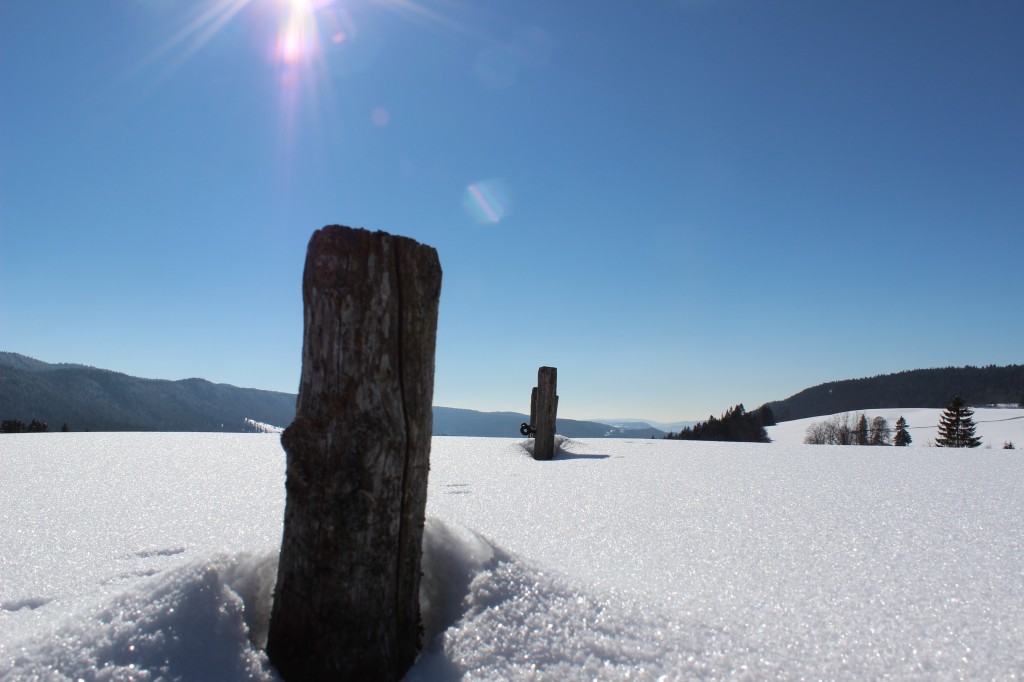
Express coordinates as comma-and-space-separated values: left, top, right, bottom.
590, 418, 698, 433
0, 353, 296, 432
432, 407, 666, 439
765, 365, 1024, 422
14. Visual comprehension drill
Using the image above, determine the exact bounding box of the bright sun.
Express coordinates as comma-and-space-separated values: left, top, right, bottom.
273, 0, 324, 66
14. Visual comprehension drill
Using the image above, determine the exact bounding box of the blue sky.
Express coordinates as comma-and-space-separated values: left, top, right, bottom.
2, 0, 1022, 422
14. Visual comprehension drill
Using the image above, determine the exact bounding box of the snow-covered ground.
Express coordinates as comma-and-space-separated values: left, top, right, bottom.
2, 432, 1023, 680
768, 407, 1024, 448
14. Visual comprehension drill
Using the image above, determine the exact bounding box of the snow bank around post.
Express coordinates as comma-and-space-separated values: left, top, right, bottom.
411, 517, 711, 681
2, 552, 281, 681
520, 433, 570, 458
1, 516, 534, 681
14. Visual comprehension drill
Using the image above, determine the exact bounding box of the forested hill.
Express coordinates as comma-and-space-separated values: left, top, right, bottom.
0, 352, 296, 432
766, 365, 1024, 422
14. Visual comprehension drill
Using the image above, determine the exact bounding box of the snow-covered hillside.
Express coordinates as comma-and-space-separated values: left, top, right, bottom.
2, 433, 1023, 679
768, 407, 1024, 447
244, 417, 284, 434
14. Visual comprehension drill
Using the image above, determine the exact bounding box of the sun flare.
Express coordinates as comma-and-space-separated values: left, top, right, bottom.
130, 0, 470, 162
276, 14, 315, 65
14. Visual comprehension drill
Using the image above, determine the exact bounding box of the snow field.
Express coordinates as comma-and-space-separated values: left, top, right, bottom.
2, 432, 1023, 680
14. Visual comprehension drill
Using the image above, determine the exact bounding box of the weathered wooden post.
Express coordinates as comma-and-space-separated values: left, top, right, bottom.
266, 225, 442, 682
530, 387, 538, 430
533, 366, 558, 460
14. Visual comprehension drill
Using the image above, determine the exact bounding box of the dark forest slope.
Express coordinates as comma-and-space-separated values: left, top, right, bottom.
766, 365, 1024, 422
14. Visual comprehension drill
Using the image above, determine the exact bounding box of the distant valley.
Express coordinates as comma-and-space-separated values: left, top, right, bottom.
4, 352, 1020, 437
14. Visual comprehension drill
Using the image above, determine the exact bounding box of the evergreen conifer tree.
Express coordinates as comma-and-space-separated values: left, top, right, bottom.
935, 396, 981, 448
894, 416, 912, 446
1, 419, 26, 434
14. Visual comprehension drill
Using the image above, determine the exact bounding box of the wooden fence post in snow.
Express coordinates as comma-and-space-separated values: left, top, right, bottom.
530, 387, 538, 431
266, 225, 442, 682
533, 366, 558, 460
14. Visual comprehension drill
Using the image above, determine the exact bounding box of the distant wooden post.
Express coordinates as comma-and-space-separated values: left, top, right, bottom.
533, 366, 558, 460
266, 225, 442, 682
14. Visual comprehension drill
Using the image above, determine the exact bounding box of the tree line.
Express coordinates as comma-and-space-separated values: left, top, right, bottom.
665, 404, 775, 443
803, 412, 910, 446
1, 418, 56, 433
802, 395, 1011, 448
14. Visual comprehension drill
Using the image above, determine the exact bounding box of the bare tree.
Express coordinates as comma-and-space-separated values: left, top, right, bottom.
804, 421, 829, 445
804, 413, 856, 445
869, 416, 892, 446
834, 412, 854, 445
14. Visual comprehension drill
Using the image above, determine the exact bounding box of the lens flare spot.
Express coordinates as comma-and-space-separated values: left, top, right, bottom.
473, 27, 553, 90
474, 47, 518, 89
463, 179, 510, 224
371, 107, 391, 127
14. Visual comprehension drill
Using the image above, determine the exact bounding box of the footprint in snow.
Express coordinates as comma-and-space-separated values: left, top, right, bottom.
1, 597, 52, 612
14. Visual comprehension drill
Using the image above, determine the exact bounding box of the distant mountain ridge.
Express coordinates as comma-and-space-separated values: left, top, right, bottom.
766, 365, 1024, 422
0, 353, 667, 437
